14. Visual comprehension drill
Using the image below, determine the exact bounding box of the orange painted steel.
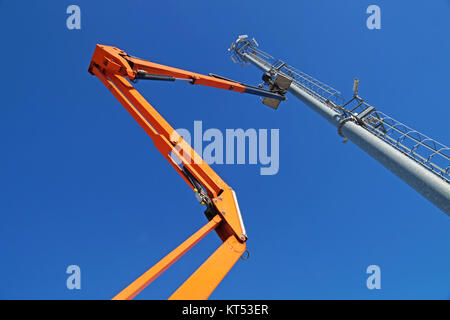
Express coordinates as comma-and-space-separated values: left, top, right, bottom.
113, 216, 222, 300
169, 235, 246, 300
89, 44, 247, 95
89, 45, 248, 299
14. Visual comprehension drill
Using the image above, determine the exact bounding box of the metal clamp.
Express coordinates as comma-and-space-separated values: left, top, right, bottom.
337, 117, 357, 143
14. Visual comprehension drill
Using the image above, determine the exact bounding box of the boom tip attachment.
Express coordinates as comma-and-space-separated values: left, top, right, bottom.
261, 72, 292, 109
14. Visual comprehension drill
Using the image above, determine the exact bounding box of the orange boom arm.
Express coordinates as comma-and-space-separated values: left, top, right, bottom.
88, 45, 282, 300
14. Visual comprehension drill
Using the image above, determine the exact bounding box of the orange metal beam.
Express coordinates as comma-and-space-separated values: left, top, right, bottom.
91, 67, 195, 189
88, 44, 247, 93
113, 216, 222, 300
169, 235, 246, 300
108, 73, 228, 198
89, 45, 249, 299
94, 68, 246, 242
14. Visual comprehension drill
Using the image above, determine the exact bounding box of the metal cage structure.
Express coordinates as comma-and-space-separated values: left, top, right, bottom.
229, 35, 450, 214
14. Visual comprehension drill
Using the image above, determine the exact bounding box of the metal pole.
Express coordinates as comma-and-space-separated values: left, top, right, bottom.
242, 51, 450, 216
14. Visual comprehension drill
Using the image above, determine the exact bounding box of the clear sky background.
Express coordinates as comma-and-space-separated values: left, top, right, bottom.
0, 0, 449, 299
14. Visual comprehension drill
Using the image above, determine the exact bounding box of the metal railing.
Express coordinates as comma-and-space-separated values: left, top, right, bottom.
342, 97, 450, 183
231, 38, 450, 183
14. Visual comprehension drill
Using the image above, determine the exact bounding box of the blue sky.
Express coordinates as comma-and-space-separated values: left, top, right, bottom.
0, 1, 449, 299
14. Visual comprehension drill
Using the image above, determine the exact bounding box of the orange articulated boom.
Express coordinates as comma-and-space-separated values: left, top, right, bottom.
88, 45, 285, 300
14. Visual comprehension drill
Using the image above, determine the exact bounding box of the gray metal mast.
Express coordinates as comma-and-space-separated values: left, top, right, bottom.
229, 35, 450, 216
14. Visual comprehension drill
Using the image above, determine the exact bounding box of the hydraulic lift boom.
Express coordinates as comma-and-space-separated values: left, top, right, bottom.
88, 45, 287, 299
